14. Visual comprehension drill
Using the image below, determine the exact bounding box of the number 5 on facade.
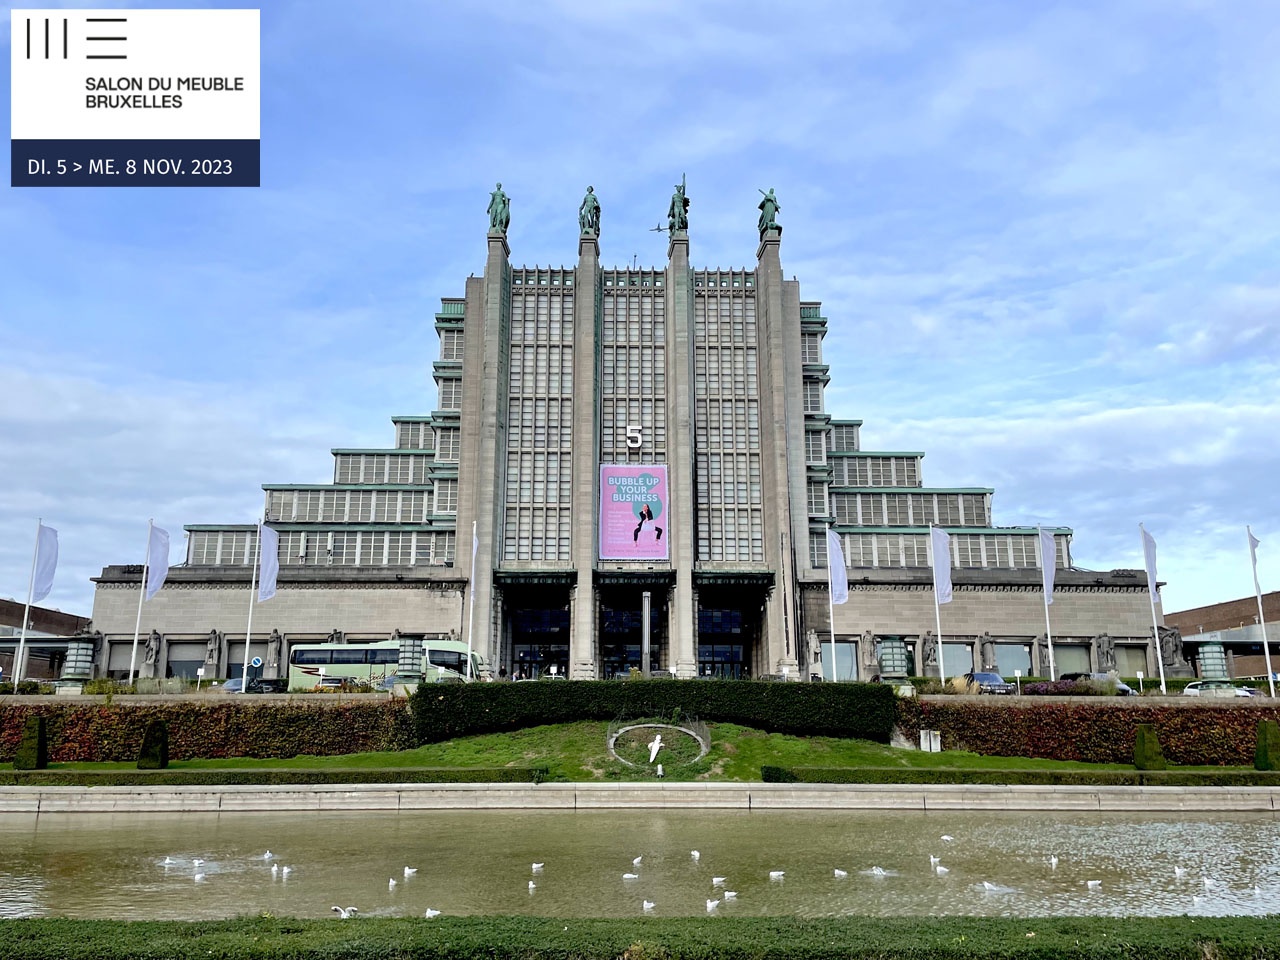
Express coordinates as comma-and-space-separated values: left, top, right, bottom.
625, 425, 643, 449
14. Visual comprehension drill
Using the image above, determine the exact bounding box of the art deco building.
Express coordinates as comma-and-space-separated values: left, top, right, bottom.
89, 189, 1163, 682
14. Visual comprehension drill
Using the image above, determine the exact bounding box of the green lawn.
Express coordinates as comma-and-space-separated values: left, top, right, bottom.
37, 721, 1211, 782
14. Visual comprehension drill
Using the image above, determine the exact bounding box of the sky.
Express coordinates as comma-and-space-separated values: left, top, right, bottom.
2, 0, 1278, 621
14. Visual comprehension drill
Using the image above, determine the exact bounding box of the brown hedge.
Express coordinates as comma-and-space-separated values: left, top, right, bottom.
0, 700, 415, 763
896, 698, 1280, 765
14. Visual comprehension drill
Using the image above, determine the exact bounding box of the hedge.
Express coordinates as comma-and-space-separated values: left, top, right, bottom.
0, 916, 1276, 960
1133, 724, 1166, 770
0, 700, 415, 763
0, 766, 547, 787
411, 679, 897, 744
1255, 720, 1280, 771
760, 765, 1280, 786
14, 716, 48, 769
896, 698, 1280, 766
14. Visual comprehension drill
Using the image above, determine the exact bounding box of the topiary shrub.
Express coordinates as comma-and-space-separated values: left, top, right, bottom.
14, 716, 48, 769
1255, 719, 1280, 771
136, 719, 169, 769
1133, 723, 1166, 770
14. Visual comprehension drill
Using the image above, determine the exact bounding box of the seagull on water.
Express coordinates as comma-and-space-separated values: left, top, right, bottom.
529, 880, 537, 892
331, 906, 358, 919
1047, 856, 1058, 869
1203, 878, 1218, 890
532, 863, 544, 873
870, 866, 887, 877
834, 869, 848, 878
643, 900, 655, 912
162, 857, 174, 866
712, 876, 726, 886
623, 873, 639, 880
389, 878, 398, 891
282, 866, 293, 878
193, 873, 206, 883
690, 850, 700, 861
271, 863, 279, 877
1174, 866, 1187, 880
982, 881, 999, 891
941, 835, 954, 843
935, 865, 950, 876
404, 867, 418, 878
1087, 880, 1102, 890
192, 859, 205, 867
706, 899, 720, 912
769, 871, 785, 880
263, 851, 274, 860
929, 855, 940, 867
633, 856, 642, 866
724, 891, 737, 900
424, 908, 442, 919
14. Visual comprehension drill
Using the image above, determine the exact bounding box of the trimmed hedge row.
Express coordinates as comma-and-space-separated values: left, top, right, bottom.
411, 679, 897, 744
0, 766, 547, 786
760, 765, 1280, 786
897, 698, 1280, 766
0, 701, 414, 763
0, 915, 1276, 960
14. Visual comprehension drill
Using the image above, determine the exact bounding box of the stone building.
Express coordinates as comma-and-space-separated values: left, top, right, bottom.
89, 188, 1163, 682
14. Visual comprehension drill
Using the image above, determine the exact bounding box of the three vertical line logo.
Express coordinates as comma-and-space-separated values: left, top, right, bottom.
22, 16, 129, 60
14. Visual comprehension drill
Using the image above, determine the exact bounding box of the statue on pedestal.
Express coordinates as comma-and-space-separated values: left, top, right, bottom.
329, 629, 346, 645
268, 629, 283, 669
1095, 633, 1116, 672
487, 182, 510, 234
757, 187, 781, 238
979, 632, 997, 671
1159, 625, 1185, 667
143, 630, 161, 667
921, 631, 938, 668
579, 186, 600, 235
1035, 634, 1050, 675
205, 629, 220, 664
668, 174, 689, 232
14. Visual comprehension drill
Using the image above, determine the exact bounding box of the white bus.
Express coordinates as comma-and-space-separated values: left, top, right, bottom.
286, 638, 487, 691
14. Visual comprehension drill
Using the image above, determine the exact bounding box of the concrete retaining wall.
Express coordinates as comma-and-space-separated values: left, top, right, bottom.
3, 781, 1279, 814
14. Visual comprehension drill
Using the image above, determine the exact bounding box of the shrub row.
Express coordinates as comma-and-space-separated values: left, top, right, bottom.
0, 700, 414, 763
411, 678, 897, 744
760, 765, 1280, 786
0, 766, 547, 787
896, 698, 1280, 765
0, 915, 1275, 960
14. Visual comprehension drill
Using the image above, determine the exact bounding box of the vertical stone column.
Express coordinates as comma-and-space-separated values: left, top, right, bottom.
665, 231, 698, 677
754, 228, 804, 677
457, 231, 511, 668
570, 235, 601, 678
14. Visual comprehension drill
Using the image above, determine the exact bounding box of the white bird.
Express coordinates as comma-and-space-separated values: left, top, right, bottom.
871, 866, 887, 877
642, 900, 655, 912
192, 859, 205, 866
263, 851, 274, 860
423, 908, 442, 919
935, 865, 950, 876
834, 869, 848, 878
162, 857, 174, 866
331, 906, 358, 919
1087, 880, 1102, 890
941, 835, 954, 843
529, 881, 537, 891
712, 876, 726, 886
1174, 866, 1187, 879
982, 881, 999, 891
691, 851, 700, 861
633, 856, 643, 866
532, 862, 544, 873
1203, 878, 1217, 890
193, 873, 206, 883
623, 873, 639, 880
404, 866, 418, 878
1047, 856, 1058, 869
724, 891, 737, 900
282, 866, 293, 878
271, 863, 279, 876
929, 855, 940, 867
706, 898, 719, 912
389, 878, 398, 890
769, 870, 785, 880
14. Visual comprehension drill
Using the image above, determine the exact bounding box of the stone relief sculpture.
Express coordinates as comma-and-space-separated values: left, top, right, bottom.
329, 629, 346, 645
757, 187, 781, 238
579, 186, 600, 235
668, 174, 689, 232
1159, 625, 1185, 666
487, 182, 510, 233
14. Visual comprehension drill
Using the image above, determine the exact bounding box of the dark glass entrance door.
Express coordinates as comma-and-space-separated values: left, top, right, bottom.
598, 587, 668, 678
696, 594, 763, 679
508, 593, 570, 680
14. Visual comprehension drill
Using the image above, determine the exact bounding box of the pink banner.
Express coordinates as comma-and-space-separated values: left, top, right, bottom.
599, 465, 669, 560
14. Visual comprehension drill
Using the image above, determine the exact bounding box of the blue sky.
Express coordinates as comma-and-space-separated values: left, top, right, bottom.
2, 0, 1277, 621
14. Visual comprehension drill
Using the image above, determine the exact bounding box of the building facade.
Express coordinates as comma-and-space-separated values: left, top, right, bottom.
90, 190, 1163, 682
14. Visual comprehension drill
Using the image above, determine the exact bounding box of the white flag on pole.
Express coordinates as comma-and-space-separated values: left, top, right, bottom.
930, 526, 953, 604
1039, 527, 1057, 605
826, 528, 848, 605
145, 525, 170, 600
32, 523, 59, 602
1249, 526, 1263, 595
258, 524, 280, 602
1140, 524, 1160, 605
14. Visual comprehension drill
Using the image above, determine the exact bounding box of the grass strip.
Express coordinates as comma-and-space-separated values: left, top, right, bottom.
0, 915, 1276, 959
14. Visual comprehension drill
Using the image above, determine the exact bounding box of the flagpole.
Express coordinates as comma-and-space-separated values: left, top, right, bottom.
465, 521, 477, 681
241, 522, 263, 690
1141, 524, 1167, 695
934, 595, 946, 688
1039, 526, 1057, 681
828, 558, 839, 679
14, 519, 42, 685
127, 519, 152, 687
1249, 527, 1275, 699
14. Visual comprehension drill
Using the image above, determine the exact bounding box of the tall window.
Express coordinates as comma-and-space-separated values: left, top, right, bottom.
433, 479, 458, 514
438, 379, 462, 409
435, 428, 460, 462
803, 380, 823, 413
807, 481, 829, 517
802, 333, 822, 364
805, 431, 826, 464
439, 329, 464, 361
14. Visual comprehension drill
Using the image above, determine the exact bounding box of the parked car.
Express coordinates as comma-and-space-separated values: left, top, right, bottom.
219, 677, 288, 694
1183, 680, 1255, 697
959, 671, 1016, 695
1060, 672, 1138, 696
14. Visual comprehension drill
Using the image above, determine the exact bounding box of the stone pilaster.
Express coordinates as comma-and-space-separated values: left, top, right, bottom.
570, 234, 601, 678
665, 231, 698, 677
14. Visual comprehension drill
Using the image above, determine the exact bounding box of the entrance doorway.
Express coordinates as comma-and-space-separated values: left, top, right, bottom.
598, 587, 668, 678
696, 588, 764, 679
506, 587, 570, 680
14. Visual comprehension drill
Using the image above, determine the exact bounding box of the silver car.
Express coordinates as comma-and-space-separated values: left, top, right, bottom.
1182, 680, 1255, 697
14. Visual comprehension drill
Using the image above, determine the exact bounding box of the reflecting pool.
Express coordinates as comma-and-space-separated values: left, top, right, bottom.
2, 809, 1278, 919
